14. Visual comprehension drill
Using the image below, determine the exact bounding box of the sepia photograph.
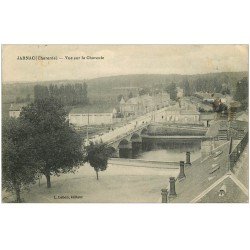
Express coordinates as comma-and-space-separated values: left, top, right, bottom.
1, 44, 249, 203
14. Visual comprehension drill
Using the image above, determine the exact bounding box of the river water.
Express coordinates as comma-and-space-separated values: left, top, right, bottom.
135, 137, 202, 162
136, 148, 201, 162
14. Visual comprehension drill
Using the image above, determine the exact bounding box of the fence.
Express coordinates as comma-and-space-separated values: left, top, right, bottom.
229, 131, 248, 171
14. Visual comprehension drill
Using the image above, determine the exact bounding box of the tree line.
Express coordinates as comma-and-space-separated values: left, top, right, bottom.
2, 97, 113, 202
165, 82, 177, 100
34, 83, 89, 106
182, 77, 248, 111
169, 77, 248, 111
234, 77, 248, 111
181, 78, 231, 97
15, 94, 31, 103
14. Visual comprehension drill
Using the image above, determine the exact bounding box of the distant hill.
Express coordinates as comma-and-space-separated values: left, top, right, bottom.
2, 71, 248, 104
86, 71, 248, 88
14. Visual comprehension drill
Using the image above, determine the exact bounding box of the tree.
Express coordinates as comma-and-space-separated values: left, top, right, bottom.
26, 94, 31, 102
183, 79, 191, 96
139, 88, 151, 96
128, 91, 133, 99
2, 118, 39, 202
15, 96, 21, 103
221, 87, 230, 95
117, 94, 124, 102
20, 97, 84, 188
166, 82, 177, 100
34, 85, 49, 100
35, 82, 89, 106
234, 77, 248, 110
84, 142, 114, 180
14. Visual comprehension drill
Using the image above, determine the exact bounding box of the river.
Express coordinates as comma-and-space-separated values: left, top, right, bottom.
136, 148, 201, 162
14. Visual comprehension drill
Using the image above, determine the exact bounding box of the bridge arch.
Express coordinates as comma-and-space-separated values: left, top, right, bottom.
131, 133, 140, 141
118, 139, 130, 148
141, 128, 148, 135
130, 133, 142, 158
118, 139, 132, 158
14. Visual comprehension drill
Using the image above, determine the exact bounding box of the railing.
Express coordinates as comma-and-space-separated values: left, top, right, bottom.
105, 123, 149, 146
229, 131, 248, 171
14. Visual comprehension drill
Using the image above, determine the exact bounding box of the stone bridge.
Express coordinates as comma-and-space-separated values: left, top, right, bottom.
88, 105, 208, 158
107, 124, 149, 158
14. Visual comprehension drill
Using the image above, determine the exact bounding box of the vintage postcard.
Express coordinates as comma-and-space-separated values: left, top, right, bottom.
1, 44, 249, 203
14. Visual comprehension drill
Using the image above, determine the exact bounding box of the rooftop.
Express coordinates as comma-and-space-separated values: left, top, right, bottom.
231, 120, 248, 131
121, 93, 168, 106
180, 109, 200, 115
169, 139, 248, 203
119, 97, 125, 104
124, 95, 153, 105
200, 112, 216, 120
205, 121, 220, 137
197, 175, 248, 203
232, 144, 249, 188
195, 92, 225, 99
170, 142, 230, 203
126, 97, 141, 105
9, 103, 27, 111
236, 112, 248, 122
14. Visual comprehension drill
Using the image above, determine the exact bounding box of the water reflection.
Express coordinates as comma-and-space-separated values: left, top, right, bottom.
137, 149, 201, 162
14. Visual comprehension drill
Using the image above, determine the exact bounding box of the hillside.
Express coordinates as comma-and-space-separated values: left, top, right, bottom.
2, 71, 248, 104
86, 71, 248, 88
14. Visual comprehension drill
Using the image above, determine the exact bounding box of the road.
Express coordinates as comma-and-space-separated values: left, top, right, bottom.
89, 106, 169, 145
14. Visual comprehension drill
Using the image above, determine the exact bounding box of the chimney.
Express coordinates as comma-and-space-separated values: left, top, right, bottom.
161, 188, 168, 203
178, 161, 186, 181
185, 152, 191, 166
219, 184, 227, 197
169, 177, 177, 197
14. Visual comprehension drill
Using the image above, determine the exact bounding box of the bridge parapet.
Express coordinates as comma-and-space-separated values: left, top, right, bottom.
106, 124, 149, 148
89, 106, 171, 146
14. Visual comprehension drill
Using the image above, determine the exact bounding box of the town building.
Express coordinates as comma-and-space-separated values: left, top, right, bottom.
9, 103, 25, 118
179, 98, 197, 110
69, 107, 117, 127
161, 136, 248, 203
119, 92, 170, 117
194, 91, 233, 105
155, 103, 201, 124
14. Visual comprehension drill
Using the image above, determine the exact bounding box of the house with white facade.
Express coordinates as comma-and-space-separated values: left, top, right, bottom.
155, 103, 200, 124
69, 107, 117, 127
9, 103, 26, 118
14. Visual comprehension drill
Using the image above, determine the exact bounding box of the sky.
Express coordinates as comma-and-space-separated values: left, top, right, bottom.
2, 45, 248, 82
